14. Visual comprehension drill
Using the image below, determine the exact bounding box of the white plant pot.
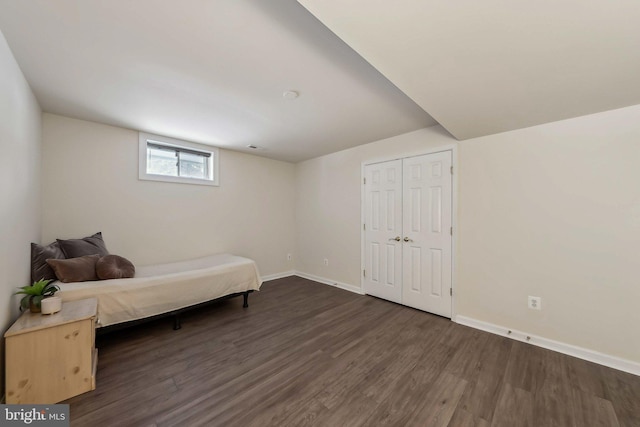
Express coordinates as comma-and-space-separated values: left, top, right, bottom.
41, 296, 62, 315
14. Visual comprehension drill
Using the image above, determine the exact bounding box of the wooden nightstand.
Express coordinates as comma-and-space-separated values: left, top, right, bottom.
4, 297, 98, 404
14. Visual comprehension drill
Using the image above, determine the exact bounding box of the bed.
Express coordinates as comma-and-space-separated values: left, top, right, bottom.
56, 253, 262, 329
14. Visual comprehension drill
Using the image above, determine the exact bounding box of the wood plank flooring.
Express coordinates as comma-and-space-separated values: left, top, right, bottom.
65, 276, 640, 426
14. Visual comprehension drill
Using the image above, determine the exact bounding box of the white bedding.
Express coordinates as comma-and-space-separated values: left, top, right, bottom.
57, 253, 262, 327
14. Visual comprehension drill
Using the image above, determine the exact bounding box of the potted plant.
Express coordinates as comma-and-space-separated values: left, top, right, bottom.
16, 279, 60, 313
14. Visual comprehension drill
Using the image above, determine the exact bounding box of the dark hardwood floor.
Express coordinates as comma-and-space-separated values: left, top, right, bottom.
65, 276, 640, 426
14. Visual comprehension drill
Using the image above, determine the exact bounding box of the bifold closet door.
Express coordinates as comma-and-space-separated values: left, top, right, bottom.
363, 160, 403, 303
401, 152, 452, 317
363, 151, 452, 318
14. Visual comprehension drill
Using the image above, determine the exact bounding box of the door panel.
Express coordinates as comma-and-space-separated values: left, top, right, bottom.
402, 151, 452, 317
410, 246, 421, 292
430, 248, 443, 296
364, 160, 403, 303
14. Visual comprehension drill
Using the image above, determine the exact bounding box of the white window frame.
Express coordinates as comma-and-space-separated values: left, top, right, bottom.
138, 132, 219, 186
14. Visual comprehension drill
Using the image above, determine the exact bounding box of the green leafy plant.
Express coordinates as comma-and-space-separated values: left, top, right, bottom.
16, 279, 60, 312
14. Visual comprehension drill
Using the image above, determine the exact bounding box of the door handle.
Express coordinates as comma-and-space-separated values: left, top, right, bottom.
389, 236, 401, 241
403, 237, 413, 242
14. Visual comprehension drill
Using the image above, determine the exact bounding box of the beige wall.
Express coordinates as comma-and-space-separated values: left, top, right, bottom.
42, 114, 296, 277
295, 105, 640, 364
457, 104, 640, 363
0, 30, 42, 392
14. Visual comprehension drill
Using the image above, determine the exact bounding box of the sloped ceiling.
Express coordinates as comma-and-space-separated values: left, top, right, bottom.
297, 0, 640, 140
0, 0, 435, 162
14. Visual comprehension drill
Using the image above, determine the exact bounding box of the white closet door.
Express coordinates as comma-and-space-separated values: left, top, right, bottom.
401, 152, 452, 317
363, 160, 403, 303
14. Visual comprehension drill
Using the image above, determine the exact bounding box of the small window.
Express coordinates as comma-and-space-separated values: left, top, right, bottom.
139, 133, 219, 186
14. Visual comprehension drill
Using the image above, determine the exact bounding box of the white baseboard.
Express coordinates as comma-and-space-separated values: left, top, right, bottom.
261, 271, 295, 282
455, 315, 640, 377
294, 271, 365, 295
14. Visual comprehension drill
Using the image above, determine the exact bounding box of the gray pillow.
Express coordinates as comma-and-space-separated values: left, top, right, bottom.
46, 254, 100, 283
31, 241, 66, 283
57, 232, 109, 258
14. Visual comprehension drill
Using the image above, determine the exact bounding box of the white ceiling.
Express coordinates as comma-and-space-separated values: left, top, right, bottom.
0, 0, 435, 163
4, 1, 638, 162
298, 0, 640, 140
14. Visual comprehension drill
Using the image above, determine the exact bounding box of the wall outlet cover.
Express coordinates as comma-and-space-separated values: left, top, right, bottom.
528, 296, 542, 310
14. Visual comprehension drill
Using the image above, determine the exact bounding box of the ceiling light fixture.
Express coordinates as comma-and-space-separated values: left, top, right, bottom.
282, 90, 299, 100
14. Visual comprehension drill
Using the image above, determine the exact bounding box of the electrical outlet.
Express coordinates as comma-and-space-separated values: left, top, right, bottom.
287, 253, 292, 261
528, 296, 542, 310
323, 258, 329, 266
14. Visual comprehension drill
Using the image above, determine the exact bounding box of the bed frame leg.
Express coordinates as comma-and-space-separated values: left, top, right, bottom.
243, 291, 249, 308
173, 313, 182, 330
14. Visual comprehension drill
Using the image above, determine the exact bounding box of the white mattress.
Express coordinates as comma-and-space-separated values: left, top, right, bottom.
57, 253, 262, 327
